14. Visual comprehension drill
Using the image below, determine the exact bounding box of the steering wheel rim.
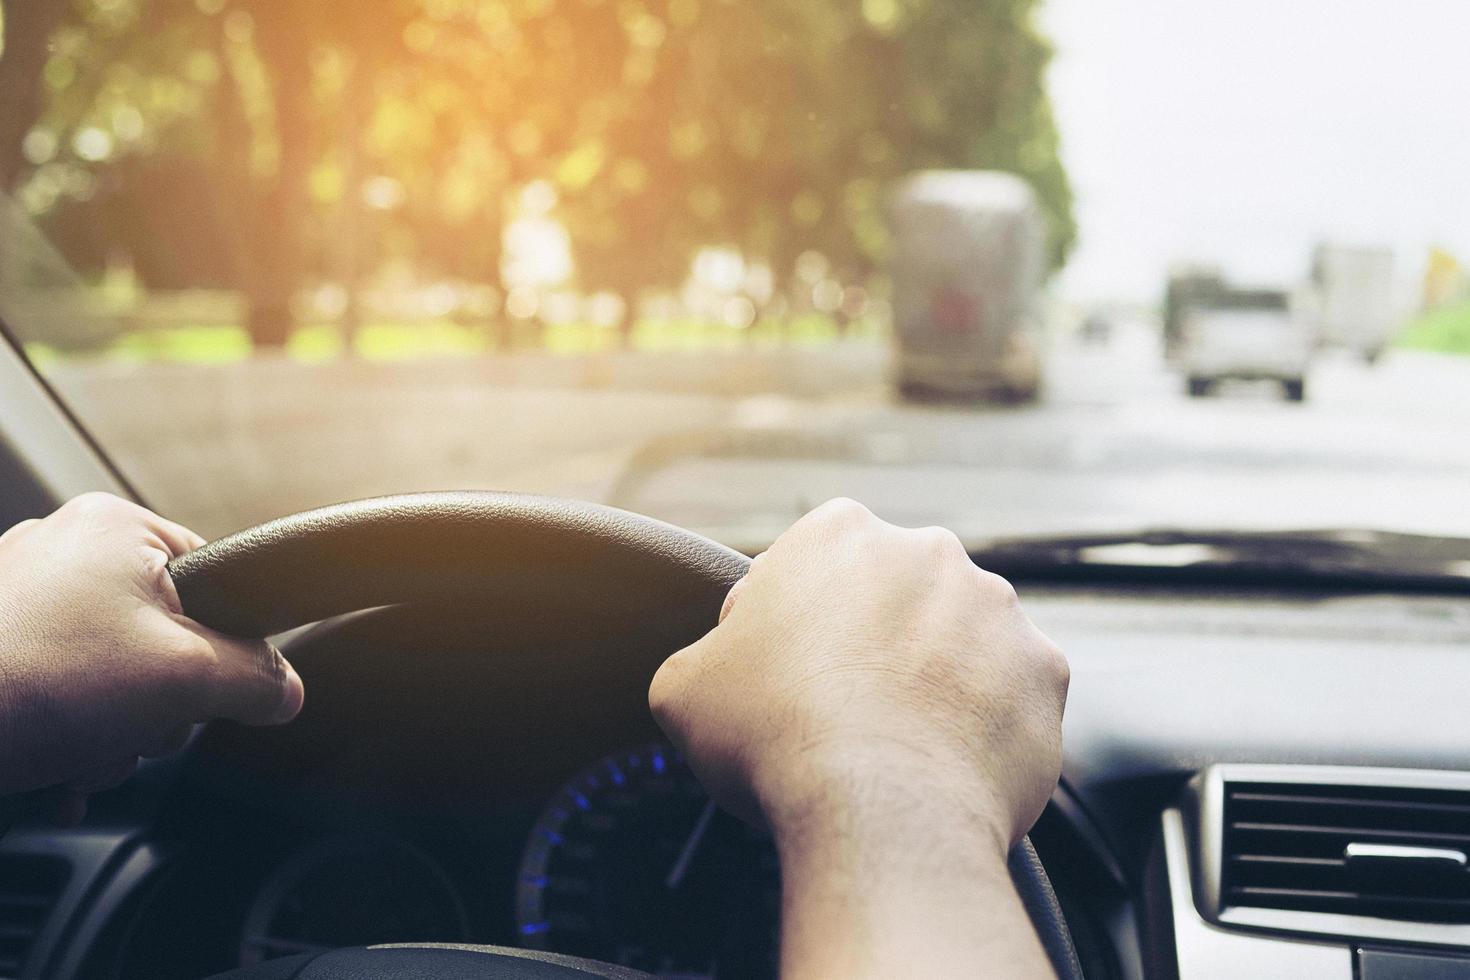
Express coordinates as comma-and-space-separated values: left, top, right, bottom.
168, 491, 750, 639
171, 492, 1082, 980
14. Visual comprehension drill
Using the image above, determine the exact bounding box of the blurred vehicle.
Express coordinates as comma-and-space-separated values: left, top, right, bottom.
1312, 243, 1398, 363
1180, 286, 1313, 401
1079, 312, 1112, 345
1162, 266, 1225, 360
887, 171, 1046, 402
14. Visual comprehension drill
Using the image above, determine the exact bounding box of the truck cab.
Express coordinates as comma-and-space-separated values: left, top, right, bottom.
1312, 244, 1399, 363
887, 171, 1046, 402
1180, 287, 1314, 401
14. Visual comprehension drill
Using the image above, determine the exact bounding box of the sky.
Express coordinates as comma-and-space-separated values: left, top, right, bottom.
1039, 0, 1470, 303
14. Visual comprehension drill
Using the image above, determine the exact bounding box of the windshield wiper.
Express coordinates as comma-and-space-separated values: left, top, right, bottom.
968, 529, 1470, 593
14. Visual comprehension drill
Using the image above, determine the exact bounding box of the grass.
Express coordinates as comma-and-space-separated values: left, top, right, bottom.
1396, 299, 1470, 356
23, 314, 882, 366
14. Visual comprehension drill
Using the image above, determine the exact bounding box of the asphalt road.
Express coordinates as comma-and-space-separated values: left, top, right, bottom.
44, 324, 1470, 548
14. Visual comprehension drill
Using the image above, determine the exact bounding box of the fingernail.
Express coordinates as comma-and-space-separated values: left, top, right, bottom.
275, 660, 305, 723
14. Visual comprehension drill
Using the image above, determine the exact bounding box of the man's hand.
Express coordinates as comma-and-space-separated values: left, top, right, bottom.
649, 498, 1068, 979
0, 493, 304, 817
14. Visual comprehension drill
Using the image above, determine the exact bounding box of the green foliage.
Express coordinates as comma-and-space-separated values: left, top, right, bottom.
23, 313, 882, 366
18, 0, 1074, 334
1398, 300, 1470, 356
566, 0, 1075, 294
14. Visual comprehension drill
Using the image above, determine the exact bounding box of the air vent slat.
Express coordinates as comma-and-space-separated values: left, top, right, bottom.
1233, 886, 1470, 908
1232, 854, 1344, 867
1228, 887, 1470, 923
1221, 780, 1470, 925
1231, 821, 1470, 846
0, 855, 69, 980
1229, 791, 1470, 819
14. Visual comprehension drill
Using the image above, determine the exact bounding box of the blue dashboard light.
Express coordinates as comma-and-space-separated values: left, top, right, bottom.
514, 740, 781, 972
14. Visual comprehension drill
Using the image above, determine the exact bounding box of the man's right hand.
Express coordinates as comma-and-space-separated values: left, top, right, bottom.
650, 496, 1069, 853
649, 498, 1069, 979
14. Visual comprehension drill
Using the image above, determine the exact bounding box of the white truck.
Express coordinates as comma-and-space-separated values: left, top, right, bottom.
887, 171, 1046, 401
1311, 244, 1397, 363
1180, 287, 1314, 402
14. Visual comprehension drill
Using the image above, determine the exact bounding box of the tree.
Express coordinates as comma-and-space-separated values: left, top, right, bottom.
0, 0, 71, 193
10, 0, 422, 346
566, 0, 1076, 324
6, 0, 1074, 350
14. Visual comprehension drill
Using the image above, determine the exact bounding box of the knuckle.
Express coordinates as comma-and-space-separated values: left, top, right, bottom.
915, 525, 966, 558
1033, 635, 1071, 691
977, 568, 1020, 605
813, 497, 872, 527
213, 640, 293, 723
68, 491, 126, 517
253, 646, 289, 706
0, 518, 38, 543
647, 656, 684, 722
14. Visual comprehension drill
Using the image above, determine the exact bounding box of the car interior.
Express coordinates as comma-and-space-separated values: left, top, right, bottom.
3, 0, 1470, 976
3, 323, 1470, 980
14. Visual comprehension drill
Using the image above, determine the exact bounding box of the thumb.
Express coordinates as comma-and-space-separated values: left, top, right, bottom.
717, 551, 768, 624
718, 574, 750, 624
193, 627, 305, 726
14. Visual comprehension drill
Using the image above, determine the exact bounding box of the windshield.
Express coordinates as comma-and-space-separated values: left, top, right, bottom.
2, 0, 1469, 551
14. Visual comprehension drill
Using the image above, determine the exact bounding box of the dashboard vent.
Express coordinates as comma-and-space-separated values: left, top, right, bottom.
0, 855, 68, 979
1222, 781, 1470, 923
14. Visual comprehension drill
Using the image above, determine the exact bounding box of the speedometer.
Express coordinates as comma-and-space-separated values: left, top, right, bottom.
516, 742, 779, 978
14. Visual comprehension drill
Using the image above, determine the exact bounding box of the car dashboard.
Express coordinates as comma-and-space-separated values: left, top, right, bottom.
3, 582, 1469, 980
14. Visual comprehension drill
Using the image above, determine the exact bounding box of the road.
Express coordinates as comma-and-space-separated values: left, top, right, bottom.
44, 324, 1470, 548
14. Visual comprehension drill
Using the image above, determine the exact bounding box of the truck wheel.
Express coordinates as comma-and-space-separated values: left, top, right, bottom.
1282, 378, 1306, 402
1186, 376, 1213, 398
996, 383, 1040, 405
896, 379, 934, 403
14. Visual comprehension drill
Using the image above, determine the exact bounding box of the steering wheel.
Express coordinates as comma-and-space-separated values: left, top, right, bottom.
170, 492, 1083, 980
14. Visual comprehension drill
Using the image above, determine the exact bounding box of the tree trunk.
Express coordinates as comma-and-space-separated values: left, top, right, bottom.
615, 292, 637, 350
239, 11, 314, 349
336, 56, 370, 353
0, 0, 70, 192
